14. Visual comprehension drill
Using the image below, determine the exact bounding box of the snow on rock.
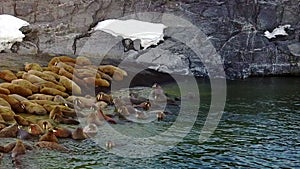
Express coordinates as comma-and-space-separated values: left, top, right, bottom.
94, 19, 166, 49
0, 14, 29, 51
264, 24, 291, 39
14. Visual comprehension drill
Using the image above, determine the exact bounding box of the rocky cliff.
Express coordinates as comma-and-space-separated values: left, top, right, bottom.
1, 0, 300, 79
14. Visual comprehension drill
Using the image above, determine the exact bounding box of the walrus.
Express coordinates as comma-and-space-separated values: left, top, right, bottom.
94, 101, 108, 109
0, 123, 18, 138
35, 141, 68, 152
117, 106, 131, 117
9, 94, 28, 102
28, 70, 58, 84
49, 106, 63, 119
11, 79, 39, 93
53, 95, 74, 108
96, 92, 113, 104
83, 123, 98, 138
0, 142, 16, 153
11, 140, 26, 158
105, 140, 115, 149
24, 62, 43, 71
97, 70, 113, 82
76, 56, 92, 66
30, 100, 60, 106
43, 71, 61, 81
67, 96, 95, 107
58, 68, 87, 90
53, 127, 72, 138
28, 124, 44, 136
22, 72, 46, 84
74, 68, 99, 78
59, 76, 81, 95
43, 104, 74, 113
0, 94, 24, 113
135, 111, 148, 120
98, 65, 127, 77
96, 108, 117, 124
53, 114, 80, 125
21, 100, 47, 115
86, 112, 103, 126
15, 71, 25, 79
40, 87, 69, 98
0, 70, 17, 82
35, 81, 66, 92
58, 56, 76, 63
0, 83, 32, 97
134, 101, 151, 111
44, 66, 60, 74
72, 127, 87, 140
0, 105, 15, 121
39, 130, 59, 143
13, 115, 32, 126
83, 77, 110, 87
0, 97, 11, 108
156, 111, 166, 121
48, 57, 60, 67
37, 120, 53, 131
28, 94, 54, 101
113, 97, 125, 110
55, 62, 75, 74
0, 87, 10, 95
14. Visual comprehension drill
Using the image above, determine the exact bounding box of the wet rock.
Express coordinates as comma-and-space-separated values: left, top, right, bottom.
0, 0, 300, 79
288, 43, 300, 57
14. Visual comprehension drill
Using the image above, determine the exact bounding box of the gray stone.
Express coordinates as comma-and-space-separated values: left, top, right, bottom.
288, 43, 300, 57
11, 41, 38, 55
0, 0, 299, 79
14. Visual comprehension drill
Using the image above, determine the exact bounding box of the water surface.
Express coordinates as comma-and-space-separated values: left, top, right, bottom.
1, 77, 299, 168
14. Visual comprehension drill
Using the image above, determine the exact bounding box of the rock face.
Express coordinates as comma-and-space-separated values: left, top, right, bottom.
1, 0, 300, 79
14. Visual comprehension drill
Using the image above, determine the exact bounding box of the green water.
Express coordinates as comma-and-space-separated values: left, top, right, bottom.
1, 77, 300, 168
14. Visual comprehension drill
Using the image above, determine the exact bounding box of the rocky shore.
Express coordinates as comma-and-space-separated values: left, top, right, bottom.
1, 0, 299, 79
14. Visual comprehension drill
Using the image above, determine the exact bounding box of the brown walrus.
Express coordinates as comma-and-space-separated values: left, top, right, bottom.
28, 94, 54, 101
0, 70, 17, 82
0, 97, 11, 108
13, 115, 32, 126
72, 127, 87, 140
53, 127, 72, 138
40, 87, 69, 98
49, 106, 63, 120
0, 123, 18, 138
0, 94, 24, 113
59, 76, 81, 95
35, 141, 68, 152
21, 100, 47, 115
0, 83, 32, 97
86, 112, 103, 126
11, 140, 26, 158
35, 81, 66, 92
0, 105, 15, 121
39, 130, 59, 143
11, 79, 39, 93
0, 87, 10, 95
28, 124, 44, 136
28, 70, 58, 84
96, 92, 113, 104
24, 62, 43, 71
22, 72, 46, 84
53, 114, 80, 125
37, 120, 53, 131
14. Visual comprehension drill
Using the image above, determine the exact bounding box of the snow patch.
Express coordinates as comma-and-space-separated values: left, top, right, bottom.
264, 25, 291, 39
0, 14, 29, 51
94, 19, 166, 49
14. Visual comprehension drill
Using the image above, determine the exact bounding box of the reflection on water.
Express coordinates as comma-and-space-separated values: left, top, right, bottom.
1, 77, 300, 168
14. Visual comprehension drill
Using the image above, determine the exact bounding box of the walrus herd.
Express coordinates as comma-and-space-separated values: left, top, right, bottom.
0, 55, 169, 164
